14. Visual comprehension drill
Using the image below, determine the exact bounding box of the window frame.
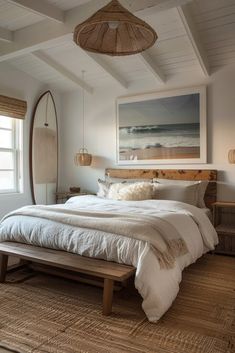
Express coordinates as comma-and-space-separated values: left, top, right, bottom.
0, 117, 22, 194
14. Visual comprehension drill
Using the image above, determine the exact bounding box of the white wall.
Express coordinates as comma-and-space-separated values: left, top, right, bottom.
59, 64, 235, 202
0, 62, 61, 218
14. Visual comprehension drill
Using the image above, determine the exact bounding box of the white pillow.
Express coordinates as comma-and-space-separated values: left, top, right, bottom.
107, 182, 128, 200
98, 178, 153, 199
153, 183, 199, 206
97, 179, 130, 198
97, 179, 112, 198
108, 182, 153, 201
153, 178, 208, 208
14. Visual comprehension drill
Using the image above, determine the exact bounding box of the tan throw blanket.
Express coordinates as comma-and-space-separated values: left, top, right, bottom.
2, 205, 188, 269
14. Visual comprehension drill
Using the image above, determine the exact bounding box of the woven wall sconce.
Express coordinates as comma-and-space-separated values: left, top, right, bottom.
228, 149, 235, 164
73, 0, 158, 56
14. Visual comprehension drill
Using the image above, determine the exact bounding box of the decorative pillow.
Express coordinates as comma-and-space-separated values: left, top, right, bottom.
98, 178, 153, 199
97, 179, 112, 198
153, 183, 200, 206
108, 182, 154, 201
107, 182, 127, 200
153, 178, 208, 208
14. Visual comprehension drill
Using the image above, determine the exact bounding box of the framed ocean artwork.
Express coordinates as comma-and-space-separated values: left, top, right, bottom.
116, 86, 207, 165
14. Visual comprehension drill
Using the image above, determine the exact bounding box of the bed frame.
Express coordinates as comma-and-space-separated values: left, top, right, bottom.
0, 169, 217, 315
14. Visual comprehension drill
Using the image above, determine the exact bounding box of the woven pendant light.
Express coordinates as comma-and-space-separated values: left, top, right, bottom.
74, 71, 92, 167
73, 0, 157, 56
74, 148, 92, 166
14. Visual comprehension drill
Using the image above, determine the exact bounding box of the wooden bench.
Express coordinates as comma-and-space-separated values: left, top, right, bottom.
0, 242, 135, 315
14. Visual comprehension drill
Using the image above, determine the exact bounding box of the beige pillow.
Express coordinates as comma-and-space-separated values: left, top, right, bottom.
153, 179, 208, 208
153, 183, 200, 206
108, 182, 153, 201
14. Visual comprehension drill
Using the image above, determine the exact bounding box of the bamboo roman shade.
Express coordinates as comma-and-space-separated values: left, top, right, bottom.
0, 94, 27, 119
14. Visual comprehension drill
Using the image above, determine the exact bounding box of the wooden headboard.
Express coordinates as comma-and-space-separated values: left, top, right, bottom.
105, 169, 217, 209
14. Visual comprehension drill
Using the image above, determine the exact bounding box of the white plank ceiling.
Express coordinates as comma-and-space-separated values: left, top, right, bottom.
190, 0, 235, 71
0, 0, 235, 92
0, 0, 43, 30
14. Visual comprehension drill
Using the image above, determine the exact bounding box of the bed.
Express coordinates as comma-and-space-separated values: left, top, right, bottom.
0, 169, 218, 322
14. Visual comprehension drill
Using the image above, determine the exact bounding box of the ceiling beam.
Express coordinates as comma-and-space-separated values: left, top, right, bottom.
176, 5, 210, 76
0, 0, 193, 62
33, 51, 94, 94
0, 27, 13, 42
7, 0, 64, 23
85, 52, 129, 89
139, 51, 165, 83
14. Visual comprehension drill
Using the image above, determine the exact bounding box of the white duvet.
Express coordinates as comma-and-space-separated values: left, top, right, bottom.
0, 196, 218, 322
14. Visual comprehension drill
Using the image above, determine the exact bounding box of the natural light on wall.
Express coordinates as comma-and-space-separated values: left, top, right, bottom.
0, 115, 23, 193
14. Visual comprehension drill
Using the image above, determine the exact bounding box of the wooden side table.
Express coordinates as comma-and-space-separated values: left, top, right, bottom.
212, 201, 235, 256
55, 192, 90, 204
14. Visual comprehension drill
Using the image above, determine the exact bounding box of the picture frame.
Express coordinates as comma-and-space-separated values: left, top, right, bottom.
116, 86, 207, 165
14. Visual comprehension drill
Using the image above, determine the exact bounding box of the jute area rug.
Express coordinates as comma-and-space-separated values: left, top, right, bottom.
0, 254, 234, 353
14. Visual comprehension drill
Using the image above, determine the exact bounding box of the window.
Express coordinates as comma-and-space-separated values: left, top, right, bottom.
0, 115, 22, 193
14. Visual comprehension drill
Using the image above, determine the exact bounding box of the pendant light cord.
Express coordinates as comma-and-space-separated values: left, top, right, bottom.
82, 70, 85, 151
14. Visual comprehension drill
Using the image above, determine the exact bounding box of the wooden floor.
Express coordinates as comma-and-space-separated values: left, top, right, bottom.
0, 254, 234, 353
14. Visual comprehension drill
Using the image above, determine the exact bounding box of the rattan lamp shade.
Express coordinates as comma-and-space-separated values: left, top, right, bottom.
73, 0, 157, 56
75, 149, 92, 167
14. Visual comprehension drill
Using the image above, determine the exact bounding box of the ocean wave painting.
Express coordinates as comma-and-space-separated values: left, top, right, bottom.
117, 90, 206, 163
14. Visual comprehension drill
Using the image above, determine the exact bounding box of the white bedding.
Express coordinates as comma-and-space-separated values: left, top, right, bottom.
0, 195, 218, 322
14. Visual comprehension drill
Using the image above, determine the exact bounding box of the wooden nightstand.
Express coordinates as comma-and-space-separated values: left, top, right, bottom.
212, 201, 235, 256
55, 192, 90, 204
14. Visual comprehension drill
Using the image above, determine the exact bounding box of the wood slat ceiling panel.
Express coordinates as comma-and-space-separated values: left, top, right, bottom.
196, 13, 235, 32
194, 3, 235, 23
8, 49, 114, 90
149, 37, 196, 63
191, 0, 235, 14
163, 65, 202, 75
93, 54, 154, 81
206, 38, 235, 51
8, 55, 79, 91
44, 42, 114, 84
144, 8, 186, 42
201, 23, 235, 44
157, 55, 197, 66
189, 0, 235, 69
149, 44, 199, 73
45, 0, 90, 11
0, 0, 43, 30
159, 59, 198, 69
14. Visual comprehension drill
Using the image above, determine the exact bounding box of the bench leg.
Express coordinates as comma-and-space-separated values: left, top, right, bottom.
0, 254, 8, 283
103, 278, 114, 316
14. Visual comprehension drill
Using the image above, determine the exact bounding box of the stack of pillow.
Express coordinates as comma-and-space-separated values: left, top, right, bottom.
97, 178, 209, 207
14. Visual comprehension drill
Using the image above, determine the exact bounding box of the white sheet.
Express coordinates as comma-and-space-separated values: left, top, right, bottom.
0, 196, 218, 322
